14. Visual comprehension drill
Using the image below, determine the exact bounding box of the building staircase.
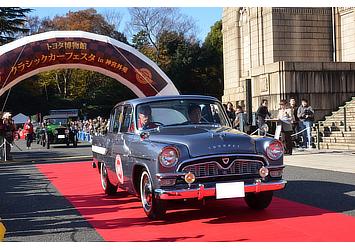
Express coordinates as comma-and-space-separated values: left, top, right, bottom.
318, 97, 355, 150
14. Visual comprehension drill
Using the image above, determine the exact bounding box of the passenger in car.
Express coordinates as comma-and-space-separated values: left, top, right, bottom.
188, 104, 202, 123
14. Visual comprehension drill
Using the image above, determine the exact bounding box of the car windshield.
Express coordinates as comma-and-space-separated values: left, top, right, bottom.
47, 118, 68, 125
136, 99, 230, 130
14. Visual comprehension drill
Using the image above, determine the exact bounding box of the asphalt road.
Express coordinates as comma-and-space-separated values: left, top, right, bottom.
1, 141, 355, 241
5, 139, 92, 165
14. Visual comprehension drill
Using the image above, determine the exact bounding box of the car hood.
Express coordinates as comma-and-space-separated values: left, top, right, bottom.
147, 126, 257, 157
46, 124, 66, 131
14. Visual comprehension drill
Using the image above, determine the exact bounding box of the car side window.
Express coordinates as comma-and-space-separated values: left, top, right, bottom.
108, 110, 115, 133
120, 106, 133, 133
112, 106, 124, 133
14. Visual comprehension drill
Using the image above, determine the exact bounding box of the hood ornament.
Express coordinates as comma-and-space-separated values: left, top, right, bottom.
222, 158, 230, 165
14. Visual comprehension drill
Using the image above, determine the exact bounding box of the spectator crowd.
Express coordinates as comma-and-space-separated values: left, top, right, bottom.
71, 116, 109, 136
1, 99, 315, 161
224, 97, 315, 155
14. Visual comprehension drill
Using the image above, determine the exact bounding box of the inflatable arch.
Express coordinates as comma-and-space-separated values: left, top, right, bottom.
0, 31, 179, 97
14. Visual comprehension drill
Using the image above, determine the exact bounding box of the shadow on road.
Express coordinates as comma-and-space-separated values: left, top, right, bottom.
276, 180, 355, 214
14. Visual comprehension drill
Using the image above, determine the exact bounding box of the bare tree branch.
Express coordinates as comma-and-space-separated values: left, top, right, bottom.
102, 9, 123, 31
128, 7, 197, 46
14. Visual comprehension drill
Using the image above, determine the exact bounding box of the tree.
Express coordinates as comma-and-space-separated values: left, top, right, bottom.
199, 20, 224, 98
0, 7, 31, 45
24, 15, 41, 35
148, 30, 202, 95
204, 20, 223, 54
42, 8, 127, 42
128, 8, 197, 62
37, 8, 130, 99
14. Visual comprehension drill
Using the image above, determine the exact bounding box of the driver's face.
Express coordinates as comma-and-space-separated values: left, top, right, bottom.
139, 113, 150, 125
189, 108, 201, 123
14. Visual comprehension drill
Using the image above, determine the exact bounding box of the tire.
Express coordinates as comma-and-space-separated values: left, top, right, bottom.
140, 170, 166, 220
100, 163, 117, 195
244, 191, 273, 210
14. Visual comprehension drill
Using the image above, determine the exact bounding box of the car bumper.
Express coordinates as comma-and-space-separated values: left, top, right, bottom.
155, 179, 287, 200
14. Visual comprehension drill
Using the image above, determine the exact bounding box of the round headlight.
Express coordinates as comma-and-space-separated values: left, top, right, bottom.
159, 146, 179, 167
266, 140, 284, 160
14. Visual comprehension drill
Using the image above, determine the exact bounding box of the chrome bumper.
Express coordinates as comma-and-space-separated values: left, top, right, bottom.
155, 180, 287, 200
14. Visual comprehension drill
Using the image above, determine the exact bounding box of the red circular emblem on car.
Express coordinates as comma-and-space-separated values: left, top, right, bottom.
135, 68, 153, 85
115, 155, 124, 184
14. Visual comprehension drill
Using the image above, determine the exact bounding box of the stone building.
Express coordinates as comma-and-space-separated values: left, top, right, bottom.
222, 7, 355, 121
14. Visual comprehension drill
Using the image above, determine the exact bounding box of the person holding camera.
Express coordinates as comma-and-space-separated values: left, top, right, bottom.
297, 99, 314, 149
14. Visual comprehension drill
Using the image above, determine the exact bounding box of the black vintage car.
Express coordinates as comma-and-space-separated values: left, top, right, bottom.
38, 114, 78, 149
92, 95, 286, 220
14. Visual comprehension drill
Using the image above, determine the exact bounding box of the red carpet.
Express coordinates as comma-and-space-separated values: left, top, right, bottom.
37, 161, 355, 242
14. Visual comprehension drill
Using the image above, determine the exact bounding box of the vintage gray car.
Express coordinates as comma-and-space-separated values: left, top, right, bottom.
92, 95, 286, 219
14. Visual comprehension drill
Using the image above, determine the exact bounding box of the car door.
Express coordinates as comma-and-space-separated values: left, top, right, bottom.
105, 105, 124, 185
110, 105, 133, 187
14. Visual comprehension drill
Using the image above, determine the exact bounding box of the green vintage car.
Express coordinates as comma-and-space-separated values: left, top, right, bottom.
39, 114, 78, 149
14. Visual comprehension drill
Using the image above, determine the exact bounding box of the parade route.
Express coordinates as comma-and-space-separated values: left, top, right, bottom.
1, 158, 355, 242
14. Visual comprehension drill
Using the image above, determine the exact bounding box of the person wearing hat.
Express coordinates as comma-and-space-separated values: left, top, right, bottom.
277, 100, 295, 155
2, 112, 16, 160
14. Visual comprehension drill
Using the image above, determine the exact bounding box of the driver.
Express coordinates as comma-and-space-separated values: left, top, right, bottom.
137, 105, 158, 129
188, 104, 202, 123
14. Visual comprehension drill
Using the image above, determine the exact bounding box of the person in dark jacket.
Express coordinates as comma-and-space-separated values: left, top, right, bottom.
289, 97, 300, 147
256, 99, 271, 129
225, 102, 236, 124
297, 99, 314, 149
2, 112, 16, 160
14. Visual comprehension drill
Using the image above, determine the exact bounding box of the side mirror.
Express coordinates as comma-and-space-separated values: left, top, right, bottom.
140, 131, 150, 140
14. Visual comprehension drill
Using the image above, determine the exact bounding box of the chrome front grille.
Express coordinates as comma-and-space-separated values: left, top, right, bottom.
181, 160, 262, 178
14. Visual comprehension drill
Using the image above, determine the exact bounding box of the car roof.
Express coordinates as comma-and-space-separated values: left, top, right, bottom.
115, 95, 220, 108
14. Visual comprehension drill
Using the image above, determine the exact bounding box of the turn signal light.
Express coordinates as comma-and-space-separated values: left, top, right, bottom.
184, 172, 196, 184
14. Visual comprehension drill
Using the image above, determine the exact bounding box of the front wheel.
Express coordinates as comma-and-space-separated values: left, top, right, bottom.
100, 163, 117, 195
140, 170, 166, 220
244, 191, 273, 210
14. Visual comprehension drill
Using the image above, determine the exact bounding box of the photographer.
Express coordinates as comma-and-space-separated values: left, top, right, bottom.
297, 99, 314, 149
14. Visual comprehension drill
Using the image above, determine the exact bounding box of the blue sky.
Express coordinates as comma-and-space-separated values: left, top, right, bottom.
30, 7, 223, 42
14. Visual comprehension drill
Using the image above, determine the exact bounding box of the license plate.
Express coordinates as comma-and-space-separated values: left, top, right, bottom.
58, 135, 65, 139
216, 182, 245, 199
